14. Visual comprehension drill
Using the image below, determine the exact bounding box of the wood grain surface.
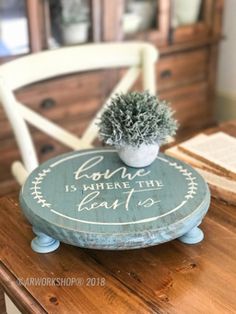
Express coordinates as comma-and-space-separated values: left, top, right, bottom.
0, 193, 236, 313
0, 286, 6, 314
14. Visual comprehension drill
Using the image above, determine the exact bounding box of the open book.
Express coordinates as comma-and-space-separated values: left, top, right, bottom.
178, 132, 236, 179
165, 132, 236, 205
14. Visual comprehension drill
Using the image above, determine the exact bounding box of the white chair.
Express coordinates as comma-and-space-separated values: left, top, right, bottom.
0, 42, 158, 186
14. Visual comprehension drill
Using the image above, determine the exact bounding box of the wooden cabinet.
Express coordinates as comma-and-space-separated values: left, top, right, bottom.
0, 0, 224, 196
102, 0, 170, 44
171, 0, 224, 43
157, 48, 209, 91
99, 0, 223, 129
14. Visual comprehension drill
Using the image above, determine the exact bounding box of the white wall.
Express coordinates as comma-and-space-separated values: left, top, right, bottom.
216, 0, 236, 121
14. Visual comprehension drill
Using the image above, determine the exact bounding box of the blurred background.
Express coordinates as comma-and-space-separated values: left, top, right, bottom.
216, 0, 236, 121
0, 0, 233, 196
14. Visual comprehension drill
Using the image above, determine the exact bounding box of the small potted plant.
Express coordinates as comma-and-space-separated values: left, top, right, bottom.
98, 91, 178, 168
61, 0, 90, 45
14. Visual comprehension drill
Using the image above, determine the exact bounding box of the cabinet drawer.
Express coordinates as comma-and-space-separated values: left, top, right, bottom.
0, 116, 101, 165
159, 82, 210, 129
0, 71, 107, 120
157, 48, 209, 91
0, 96, 103, 141
35, 121, 88, 162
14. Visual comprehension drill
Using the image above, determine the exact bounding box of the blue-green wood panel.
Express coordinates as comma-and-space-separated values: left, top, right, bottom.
20, 149, 210, 249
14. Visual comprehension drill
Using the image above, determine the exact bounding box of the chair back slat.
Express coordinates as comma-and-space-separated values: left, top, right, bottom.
18, 102, 92, 150
0, 43, 157, 90
142, 45, 156, 94
0, 79, 38, 172
82, 66, 141, 145
0, 42, 158, 171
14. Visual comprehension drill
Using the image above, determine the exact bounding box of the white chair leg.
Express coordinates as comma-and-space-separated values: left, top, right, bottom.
4, 293, 22, 314
11, 161, 29, 186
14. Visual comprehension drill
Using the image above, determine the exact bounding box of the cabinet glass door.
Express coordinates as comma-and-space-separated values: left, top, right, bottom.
172, 0, 203, 28
170, 0, 213, 43
117, 0, 169, 46
122, 0, 158, 37
45, 0, 92, 49
0, 0, 29, 57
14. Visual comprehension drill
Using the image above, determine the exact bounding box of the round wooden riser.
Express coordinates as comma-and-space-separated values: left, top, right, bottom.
20, 149, 210, 253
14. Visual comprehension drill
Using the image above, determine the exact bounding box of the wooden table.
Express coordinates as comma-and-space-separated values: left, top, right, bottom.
0, 195, 236, 314
1, 121, 236, 313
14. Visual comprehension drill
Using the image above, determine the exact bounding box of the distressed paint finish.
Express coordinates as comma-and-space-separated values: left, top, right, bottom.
20, 149, 210, 251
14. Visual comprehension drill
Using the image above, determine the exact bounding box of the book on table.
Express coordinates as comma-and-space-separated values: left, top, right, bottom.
165, 132, 236, 205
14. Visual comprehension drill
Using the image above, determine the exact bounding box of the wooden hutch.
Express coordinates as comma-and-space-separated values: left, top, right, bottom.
0, 0, 224, 195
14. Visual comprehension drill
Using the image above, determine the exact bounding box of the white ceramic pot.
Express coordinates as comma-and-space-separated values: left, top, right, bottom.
122, 13, 141, 35
117, 143, 159, 168
62, 22, 89, 45
129, 0, 156, 31
173, 0, 202, 27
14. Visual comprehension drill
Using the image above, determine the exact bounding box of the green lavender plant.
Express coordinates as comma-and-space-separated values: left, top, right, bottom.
98, 91, 178, 147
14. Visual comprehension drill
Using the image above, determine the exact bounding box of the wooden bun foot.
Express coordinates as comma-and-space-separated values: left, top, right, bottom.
178, 226, 204, 244
31, 227, 60, 253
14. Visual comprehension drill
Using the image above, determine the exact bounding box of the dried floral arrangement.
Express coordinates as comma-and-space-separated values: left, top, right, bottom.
98, 91, 178, 147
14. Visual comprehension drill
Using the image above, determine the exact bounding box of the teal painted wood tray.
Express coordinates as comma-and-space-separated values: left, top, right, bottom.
20, 149, 210, 253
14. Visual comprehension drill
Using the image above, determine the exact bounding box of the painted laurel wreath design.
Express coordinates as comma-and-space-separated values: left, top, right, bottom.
30, 168, 52, 208
167, 161, 198, 200
30, 157, 198, 210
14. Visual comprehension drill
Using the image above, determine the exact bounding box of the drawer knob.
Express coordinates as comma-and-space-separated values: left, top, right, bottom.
160, 69, 172, 79
40, 144, 55, 155
40, 98, 56, 109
